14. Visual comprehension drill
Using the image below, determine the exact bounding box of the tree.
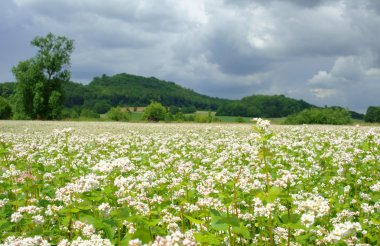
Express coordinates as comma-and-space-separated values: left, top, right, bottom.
365, 106, 380, 123
285, 107, 352, 125
12, 33, 74, 119
0, 96, 12, 119
106, 106, 130, 121
143, 102, 167, 122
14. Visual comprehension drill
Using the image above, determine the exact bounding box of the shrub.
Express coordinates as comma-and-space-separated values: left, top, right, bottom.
143, 102, 167, 122
0, 97, 12, 119
285, 107, 352, 125
80, 108, 100, 119
235, 116, 246, 123
61, 108, 79, 119
106, 107, 130, 121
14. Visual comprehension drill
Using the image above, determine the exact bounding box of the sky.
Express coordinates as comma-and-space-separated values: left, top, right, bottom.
1, 0, 380, 113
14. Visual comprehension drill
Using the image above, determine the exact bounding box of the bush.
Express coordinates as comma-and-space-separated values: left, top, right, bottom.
61, 108, 79, 119
106, 107, 130, 121
285, 107, 352, 125
235, 116, 246, 123
93, 101, 111, 114
80, 108, 100, 119
365, 106, 380, 123
0, 97, 12, 119
194, 113, 209, 123
143, 102, 167, 122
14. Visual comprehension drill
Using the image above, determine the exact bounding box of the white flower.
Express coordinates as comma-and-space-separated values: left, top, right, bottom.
1, 236, 49, 246
32, 215, 45, 225
301, 212, 315, 228
370, 182, 380, 192
10, 212, 23, 223
98, 203, 111, 215
325, 221, 362, 242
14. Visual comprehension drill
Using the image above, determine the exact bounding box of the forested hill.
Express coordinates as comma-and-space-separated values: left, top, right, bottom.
63, 73, 316, 117
1, 72, 363, 118
63, 73, 226, 113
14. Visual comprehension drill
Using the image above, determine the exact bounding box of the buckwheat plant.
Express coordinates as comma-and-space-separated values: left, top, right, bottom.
0, 120, 379, 245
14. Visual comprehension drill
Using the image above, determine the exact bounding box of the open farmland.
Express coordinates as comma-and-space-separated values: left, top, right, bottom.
0, 121, 379, 245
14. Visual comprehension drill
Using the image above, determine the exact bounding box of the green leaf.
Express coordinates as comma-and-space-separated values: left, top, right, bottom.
280, 213, 301, 224
210, 209, 222, 217
184, 215, 204, 225
146, 218, 160, 227
132, 228, 152, 244
211, 214, 240, 231
59, 207, 80, 215
371, 218, 380, 225
102, 223, 115, 239
194, 233, 221, 245
268, 187, 281, 202
296, 233, 313, 241
231, 225, 251, 239
211, 218, 228, 231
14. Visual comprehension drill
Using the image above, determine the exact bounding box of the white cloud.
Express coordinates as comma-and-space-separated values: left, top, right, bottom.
310, 88, 337, 98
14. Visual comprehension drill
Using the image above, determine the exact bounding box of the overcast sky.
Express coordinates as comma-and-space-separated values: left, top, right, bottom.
1, 0, 380, 112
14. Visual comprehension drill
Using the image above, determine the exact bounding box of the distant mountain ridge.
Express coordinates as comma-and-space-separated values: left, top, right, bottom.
0, 73, 364, 118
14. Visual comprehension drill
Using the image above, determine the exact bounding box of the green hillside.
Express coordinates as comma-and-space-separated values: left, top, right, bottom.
0, 72, 364, 119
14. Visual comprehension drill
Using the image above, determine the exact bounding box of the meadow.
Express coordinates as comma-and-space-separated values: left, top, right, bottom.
0, 120, 379, 245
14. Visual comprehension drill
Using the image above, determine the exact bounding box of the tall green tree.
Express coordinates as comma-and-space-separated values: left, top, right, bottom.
12, 33, 74, 119
0, 96, 12, 119
365, 106, 380, 123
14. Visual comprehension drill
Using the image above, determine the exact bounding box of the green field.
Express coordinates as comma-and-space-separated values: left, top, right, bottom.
0, 120, 379, 245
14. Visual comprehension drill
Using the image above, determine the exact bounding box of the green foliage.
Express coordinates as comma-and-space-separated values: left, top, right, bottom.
235, 116, 246, 123
365, 106, 380, 123
61, 108, 79, 119
143, 102, 167, 122
106, 107, 130, 121
194, 111, 216, 123
80, 108, 100, 119
87, 73, 221, 111
216, 94, 314, 118
12, 33, 74, 120
0, 82, 16, 98
93, 101, 112, 114
285, 107, 352, 125
0, 97, 12, 119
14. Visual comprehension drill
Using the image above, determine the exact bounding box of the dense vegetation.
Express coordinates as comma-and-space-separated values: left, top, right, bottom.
365, 106, 380, 123
0, 96, 12, 119
1, 121, 379, 244
0, 72, 370, 123
216, 95, 314, 118
61, 73, 224, 114
12, 33, 74, 120
285, 107, 352, 125
0, 73, 321, 120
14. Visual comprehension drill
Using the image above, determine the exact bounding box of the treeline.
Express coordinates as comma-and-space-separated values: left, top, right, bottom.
62, 74, 319, 118
216, 95, 314, 118
0, 72, 371, 123
1, 73, 320, 119
62, 73, 223, 114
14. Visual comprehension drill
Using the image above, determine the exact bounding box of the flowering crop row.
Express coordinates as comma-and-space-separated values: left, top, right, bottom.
0, 120, 379, 245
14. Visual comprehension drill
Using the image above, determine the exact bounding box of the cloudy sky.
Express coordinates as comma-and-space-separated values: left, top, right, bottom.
1, 0, 380, 112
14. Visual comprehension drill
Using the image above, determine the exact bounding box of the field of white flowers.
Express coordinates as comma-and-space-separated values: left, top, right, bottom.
0, 120, 379, 245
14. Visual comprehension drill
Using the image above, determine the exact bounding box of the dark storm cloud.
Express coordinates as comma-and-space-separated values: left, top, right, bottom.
1, 0, 380, 112
225, 0, 332, 8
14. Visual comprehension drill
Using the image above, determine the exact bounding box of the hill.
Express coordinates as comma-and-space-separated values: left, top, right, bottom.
0, 73, 364, 119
